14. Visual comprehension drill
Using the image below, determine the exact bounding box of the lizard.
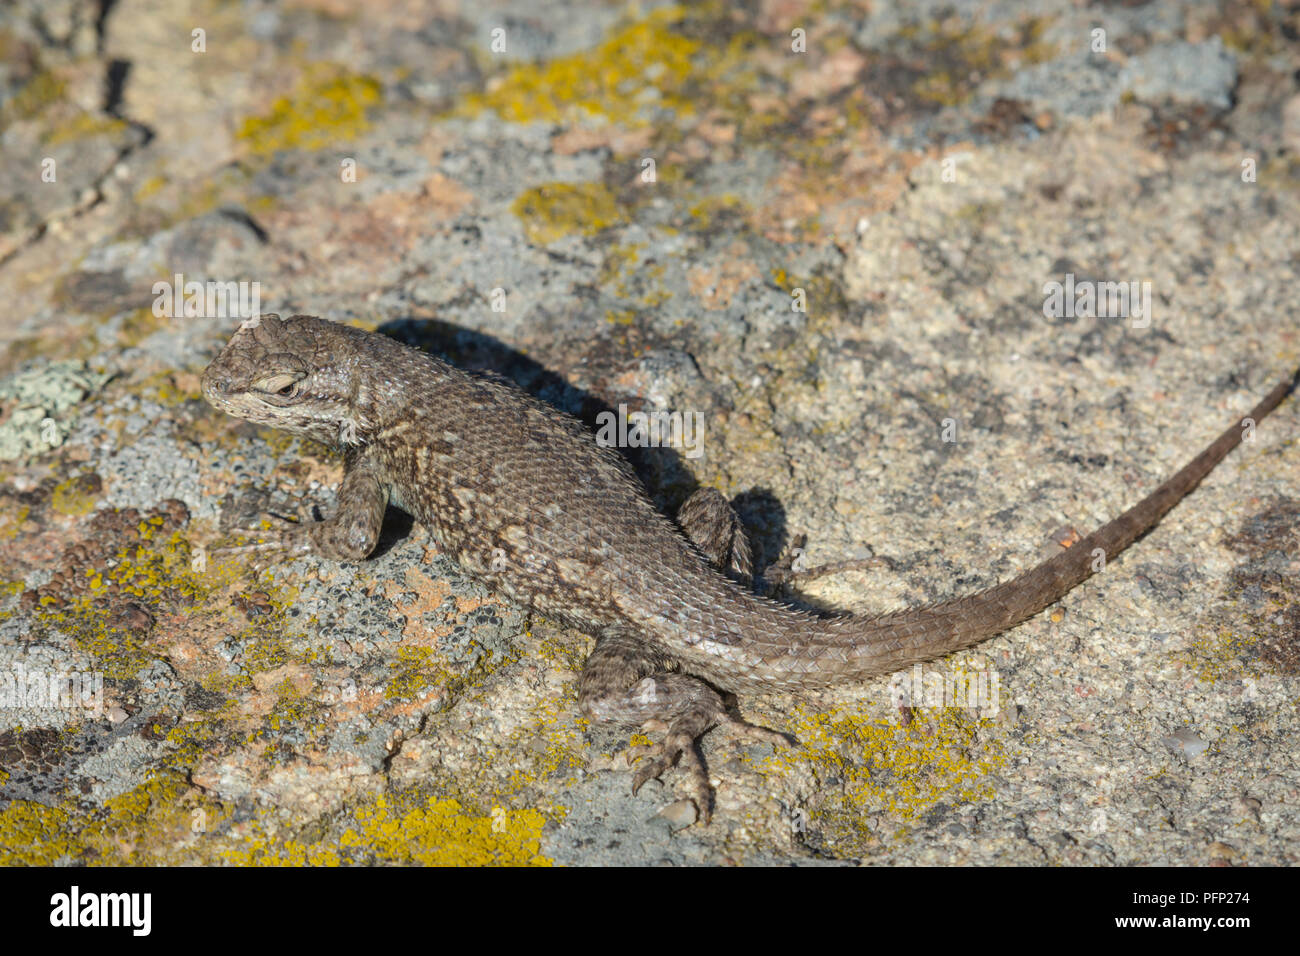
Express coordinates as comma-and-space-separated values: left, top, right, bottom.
201, 313, 1299, 820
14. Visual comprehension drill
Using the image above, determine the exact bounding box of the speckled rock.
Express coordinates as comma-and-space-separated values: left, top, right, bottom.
1, 0, 1298, 866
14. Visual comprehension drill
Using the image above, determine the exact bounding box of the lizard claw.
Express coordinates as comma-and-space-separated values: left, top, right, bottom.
626, 716, 791, 825
716, 716, 793, 750
214, 510, 313, 555
629, 730, 713, 823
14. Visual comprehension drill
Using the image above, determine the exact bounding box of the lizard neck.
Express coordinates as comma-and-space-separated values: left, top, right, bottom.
341, 339, 466, 444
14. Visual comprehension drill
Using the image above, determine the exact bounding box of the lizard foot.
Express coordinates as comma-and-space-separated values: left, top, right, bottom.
628, 726, 710, 814
215, 498, 384, 562
580, 626, 789, 824
627, 710, 790, 823
762, 533, 900, 592
214, 510, 314, 555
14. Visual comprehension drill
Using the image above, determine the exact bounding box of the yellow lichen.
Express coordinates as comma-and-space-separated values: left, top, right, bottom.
339, 794, 551, 866
238, 65, 382, 155
253, 425, 335, 461
50, 474, 100, 516
265, 680, 328, 737
461, 7, 699, 125
35, 528, 245, 679
1183, 626, 1257, 683
213, 791, 553, 866
118, 307, 172, 349
762, 704, 1009, 849
134, 175, 167, 202
241, 631, 291, 675
159, 720, 229, 773
89, 772, 235, 864
0, 801, 72, 865
600, 242, 670, 307
384, 645, 452, 701
600, 242, 645, 281
45, 110, 128, 146
132, 370, 201, 407
0, 70, 65, 128
687, 193, 747, 230
0, 504, 28, 539
217, 832, 343, 867
512, 181, 625, 245
504, 703, 585, 790
908, 17, 1056, 106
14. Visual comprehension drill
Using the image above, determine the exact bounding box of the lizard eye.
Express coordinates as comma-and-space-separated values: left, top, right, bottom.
255, 373, 302, 397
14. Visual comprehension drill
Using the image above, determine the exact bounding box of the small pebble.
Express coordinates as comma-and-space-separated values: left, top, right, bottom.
1161, 728, 1208, 759
655, 799, 698, 830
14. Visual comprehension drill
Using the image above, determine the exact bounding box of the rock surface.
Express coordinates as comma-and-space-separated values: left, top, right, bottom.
1, 0, 1298, 865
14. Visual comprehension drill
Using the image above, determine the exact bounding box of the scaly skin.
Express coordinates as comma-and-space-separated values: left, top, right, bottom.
202, 313, 1298, 819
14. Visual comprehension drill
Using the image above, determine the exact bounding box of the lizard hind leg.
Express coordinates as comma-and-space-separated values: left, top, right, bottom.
579, 625, 788, 823
676, 487, 754, 584
676, 487, 814, 599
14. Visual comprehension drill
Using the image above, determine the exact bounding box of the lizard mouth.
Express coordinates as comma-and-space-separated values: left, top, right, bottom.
199, 366, 229, 401
200, 355, 252, 418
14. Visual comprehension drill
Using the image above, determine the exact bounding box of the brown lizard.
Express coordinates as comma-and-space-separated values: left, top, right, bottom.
201, 313, 1298, 819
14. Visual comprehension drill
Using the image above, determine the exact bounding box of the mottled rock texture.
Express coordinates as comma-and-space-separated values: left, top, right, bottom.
1, 0, 1297, 865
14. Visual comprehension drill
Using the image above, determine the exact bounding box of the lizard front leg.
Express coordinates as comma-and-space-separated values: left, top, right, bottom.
222, 445, 389, 561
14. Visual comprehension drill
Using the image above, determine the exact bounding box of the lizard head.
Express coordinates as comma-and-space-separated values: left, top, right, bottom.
202, 313, 373, 447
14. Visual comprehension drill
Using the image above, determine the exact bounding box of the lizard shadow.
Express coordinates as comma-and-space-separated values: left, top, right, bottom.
370, 507, 414, 558
375, 317, 843, 616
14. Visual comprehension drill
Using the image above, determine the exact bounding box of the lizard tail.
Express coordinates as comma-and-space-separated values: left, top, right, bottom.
820, 367, 1300, 677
